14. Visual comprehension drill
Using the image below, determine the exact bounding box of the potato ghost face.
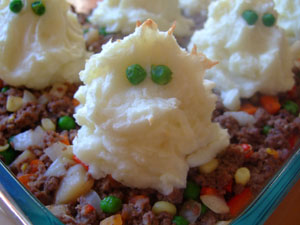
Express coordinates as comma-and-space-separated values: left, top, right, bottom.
188, 0, 294, 110
73, 20, 229, 195
0, 0, 87, 89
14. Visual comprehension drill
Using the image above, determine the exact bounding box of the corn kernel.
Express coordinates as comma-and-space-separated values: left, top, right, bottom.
41, 118, 56, 131
216, 220, 232, 225
152, 201, 177, 216
100, 214, 123, 225
6, 96, 23, 112
0, 144, 10, 152
234, 167, 251, 185
21, 163, 28, 173
23, 90, 37, 105
266, 148, 279, 159
199, 158, 219, 174
7, 114, 15, 123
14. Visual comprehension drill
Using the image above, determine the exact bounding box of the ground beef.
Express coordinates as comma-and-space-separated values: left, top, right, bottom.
214, 115, 240, 140
254, 108, 270, 127
0, 102, 44, 138
156, 188, 183, 204
75, 200, 98, 225
47, 97, 75, 117
190, 145, 245, 196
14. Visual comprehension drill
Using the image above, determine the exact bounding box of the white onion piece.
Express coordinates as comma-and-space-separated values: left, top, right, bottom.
22, 90, 37, 105
216, 220, 232, 225
12, 126, 46, 151
83, 190, 102, 215
200, 195, 229, 214
10, 150, 36, 167
179, 200, 201, 223
50, 83, 67, 98
224, 111, 255, 126
46, 204, 69, 218
45, 158, 73, 177
45, 142, 68, 161
38, 94, 49, 104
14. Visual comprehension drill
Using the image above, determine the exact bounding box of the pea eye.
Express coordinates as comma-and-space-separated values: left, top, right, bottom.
242, 10, 258, 25
262, 13, 276, 27
31, 1, 46, 16
151, 65, 172, 85
126, 64, 147, 85
9, 0, 23, 13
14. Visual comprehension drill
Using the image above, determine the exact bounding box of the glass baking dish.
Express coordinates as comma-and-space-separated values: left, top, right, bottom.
0, 147, 299, 225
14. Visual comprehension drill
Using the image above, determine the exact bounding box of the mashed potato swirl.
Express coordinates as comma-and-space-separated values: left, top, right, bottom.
188, 0, 294, 110
73, 20, 229, 195
0, 0, 87, 89
274, 0, 300, 44
179, 0, 213, 16
89, 0, 194, 37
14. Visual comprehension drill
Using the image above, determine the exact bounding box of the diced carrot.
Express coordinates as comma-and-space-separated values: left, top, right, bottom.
17, 174, 34, 189
240, 103, 257, 115
83, 204, 95, 215
72, 155, 89, 171
266, 148, 279, 159
260, 95, 281, 114
60, 134, 70, 145
240, 144, 253, 158
129, 195, 149, 204
287, 85, 297, 99
72, 98, 80, 107
100, 214, 123, 225
225, 180, 233, 193
227, 188, 253, 217
29, 159, 44, 173
201, 187, 218, 196
288, 134, 299, 149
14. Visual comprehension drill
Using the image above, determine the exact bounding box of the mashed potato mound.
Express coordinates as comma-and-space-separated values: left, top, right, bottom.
274, 0, 300, 44
73, 19, 229, 195
89, 0, 194, 37
0, 0, 88, 89
188, 0, 294, 110
179, 0, 214, 16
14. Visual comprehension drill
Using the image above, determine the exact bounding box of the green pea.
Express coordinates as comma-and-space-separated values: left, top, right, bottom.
172, 216, 189, 225
283, 100, 299, 116
31, 1, 46, 16
99, 27, 108, 36
262, 13, 276, 27
126, 64, 147, 85
83, 28, 89, 34
201, 203, 207, 215
151, 65, 172, 85
58, 116, 76, 131
1, 86, 9, 93
183, 181, 200, 200
100, 196, 122, 213
9, 0, 23, 13
262, 125, 272, 135
242, 10, 258, 25
0, 148, 18, 165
